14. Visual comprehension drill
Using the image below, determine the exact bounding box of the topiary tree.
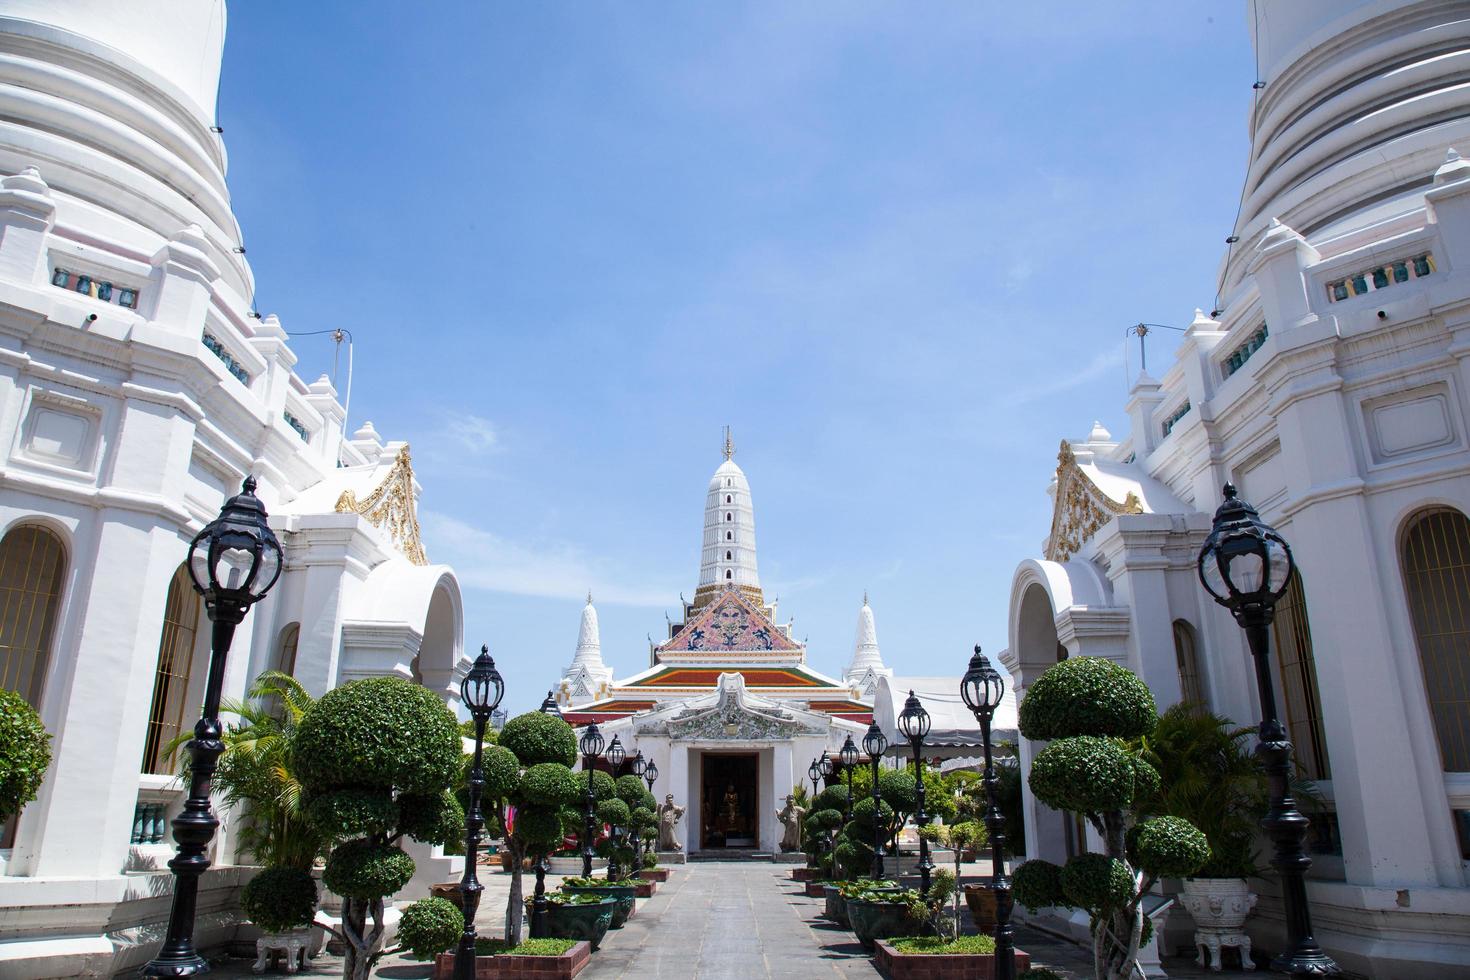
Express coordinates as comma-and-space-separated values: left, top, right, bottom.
0, 690, 51, 825
1015, 657, 1210, 980
293, 677, 462, 980
396, 896, 464, 960
240, 866, 318, 935
494, 712, 579, 944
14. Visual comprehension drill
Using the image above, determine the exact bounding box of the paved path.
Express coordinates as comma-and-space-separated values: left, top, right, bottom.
583, 862, 879, 980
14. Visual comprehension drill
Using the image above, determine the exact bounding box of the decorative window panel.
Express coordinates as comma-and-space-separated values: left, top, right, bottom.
202, 332, 250, 385
50, 267, 139, 309
1223, 323, 1269, 378
1271, 574, 1332, 780
1401, 508, 1470, 772
1326, 253, 1434, 303
1161, 402, 1191, 438
141, 565, 202, 774
0, 524, 65, 707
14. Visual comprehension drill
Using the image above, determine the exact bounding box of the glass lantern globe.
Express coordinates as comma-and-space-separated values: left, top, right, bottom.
861, 723, 887, 760
818, 752, 834, 780
579, 722, 605, 759
1198, 484, 1295, 611
187, 477, 283, 611
461, 646, 505, 722
606, 735, 625, 768
960, 645, 1005, 718
897, 690, 931, 742
631, 751, 646, 778
644, 760, 658, 786
839, 735, 859, 768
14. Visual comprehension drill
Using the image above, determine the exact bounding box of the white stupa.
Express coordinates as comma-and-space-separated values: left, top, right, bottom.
844, 593, 892, 696
558, 592, 614, 706
694, 427, 762, 610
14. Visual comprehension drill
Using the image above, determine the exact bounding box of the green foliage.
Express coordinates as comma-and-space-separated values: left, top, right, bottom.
574, 769, 615, 800
641, 850, 657, 869
306, 788, 397, 839
891, 935, 997, 955
1028, 736, 1142, 814
1134, 705, 1266, 878
498, 712, 577, 768
630, 806, 657, 832
1019, 970, 1066, 980
813, 784, 849, 813
240, 866, 318, 934
1012, 859, 1064, 912
520, 764, 580, 807
459, 719, 497, 744
1018, 656, 1157, 742
294, 677, 461, 795
807, 807, 844, 831
1060, 853, 1134, 913
515, 804, 565, 847
596, 797, 631, 827
471, 937, 577, 956
397, 897, 463, 959
397, 791, 464, 848
995, 763, 1026, 857
927, 867, 956, 908
614, 774, 646, 807
1128, 816, 1210, 879
480, 745, 523, 801
849, 795, 895, 834
0, 690, 50, 824
322, 839, 415, 901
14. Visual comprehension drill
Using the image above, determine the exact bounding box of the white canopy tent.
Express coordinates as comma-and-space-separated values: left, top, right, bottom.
872, 675, 1019, 762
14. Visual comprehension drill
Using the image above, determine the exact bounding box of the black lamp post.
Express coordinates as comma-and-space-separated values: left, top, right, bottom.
1198, 484, 1340, 977
961, 645, 1014, 980
644, 759, 658, 795
839, 735, 859, 824
144, 477, 282, 978
455, 647, 506, 976
539, 690, 562, 717
579, 722, 605, 878
897, 690, 933, 897
807, 757, 822, 800
819, 751, 834, 789
604, 736, 626, 879
630, 752, 647, 869
862, 723, 888, 879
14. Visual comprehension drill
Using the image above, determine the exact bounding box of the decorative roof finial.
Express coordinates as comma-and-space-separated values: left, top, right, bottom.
586, 590, 594, 605
863, 589, 869, 606
723, 425, 735, 460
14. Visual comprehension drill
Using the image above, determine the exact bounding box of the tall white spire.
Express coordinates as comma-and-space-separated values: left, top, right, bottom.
844, 593, 892, 695
559, 592, 613, 706
694, 429, 761, 610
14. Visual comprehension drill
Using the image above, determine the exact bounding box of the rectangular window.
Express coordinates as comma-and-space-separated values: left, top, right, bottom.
1271, 575, 1332, 781
1223, 323, 1269, 379
1161, 402, 1191, 438
202, 332, 251, 385
1327, 253, 1435, 303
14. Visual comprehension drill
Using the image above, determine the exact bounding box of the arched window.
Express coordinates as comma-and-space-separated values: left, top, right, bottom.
726, 531, 733, 541
725, 570, 732, 580
726, 513, 732, 522
725, 551, 732, 560
141, 565, 202, 774
1271, 573, 1331, 780
726, 495, 732, 504
275, 623, 300, 677
1173, 620, 1206, 707
0, 524, 66, 707
1402, 508, 1470, 771
726, 478, 731, 487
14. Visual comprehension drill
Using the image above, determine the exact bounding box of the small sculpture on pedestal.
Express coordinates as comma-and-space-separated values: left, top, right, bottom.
656, 794, 686, 851
776, 795, 806, 852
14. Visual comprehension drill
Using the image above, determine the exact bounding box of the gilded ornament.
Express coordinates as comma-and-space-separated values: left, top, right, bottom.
1045, 440, 1145, 562
333, 445, 429, 565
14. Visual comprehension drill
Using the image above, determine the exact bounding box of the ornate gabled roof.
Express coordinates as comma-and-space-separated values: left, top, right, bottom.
334, 445, 428, 565
621, 665, 833, 689
1045, 441, 1144, 563
658, 586, 800, 655
633, 672, 837, 741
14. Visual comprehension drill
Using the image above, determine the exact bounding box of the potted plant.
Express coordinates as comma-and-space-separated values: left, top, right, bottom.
560, 874, 637, 929
920, 821, 989, 929
292, 677, 465, 980
844, 882, 935, 951
241, 866, 320, 973
1135, 704, 1266, 951
537, 892, 617, 950
0, 689, 51, 828
1011, 657, 1211, 980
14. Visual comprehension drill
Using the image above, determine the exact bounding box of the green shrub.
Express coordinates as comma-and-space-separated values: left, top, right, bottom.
1028, 736, 1141, 814
1019, 970, 1066, 980
807, 808, 844, 831
0, 690, 51, 823
397, 791, 464, 847
1012, 859, 1064, 912
322, 839, 415, 901
240, 866, 318, 933
515, 805, 565, 847
397, 897, 463, 959
1128, 816, 1210, 879
1018, 656, 1157, 742
480, 745, 523, 800
521, 763, 579, 807
613, 774, 644, 806
306, 788, 397, 838
813, 784, 849, 813
573, 768, 615, 800
596, 797, 631, 828
1060, 853, 1134, 913
294, 678, 460, 795
498, 713, 577, 768
891, 934, 996, 955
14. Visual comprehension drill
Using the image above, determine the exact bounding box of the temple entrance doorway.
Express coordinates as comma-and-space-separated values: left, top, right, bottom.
700, 752, 758, 849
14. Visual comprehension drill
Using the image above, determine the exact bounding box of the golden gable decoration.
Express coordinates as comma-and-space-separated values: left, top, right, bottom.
334, 445, 428, 565
1045, 441, 1143, 562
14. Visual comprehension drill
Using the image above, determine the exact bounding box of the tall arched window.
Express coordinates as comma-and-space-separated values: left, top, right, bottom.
0, 525, 66, 707
1401, 508, 1470, 772
141, 565, 201, 774
726, 531, 733, 541
1173, 620, 1206, 707
1271, 573, 1331, 780
275, 623, 300, 677
725, 550, 732, 560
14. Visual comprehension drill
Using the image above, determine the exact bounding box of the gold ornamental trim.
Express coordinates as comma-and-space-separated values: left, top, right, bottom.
1045, 440, 1143, 563
334, 445, 429, 566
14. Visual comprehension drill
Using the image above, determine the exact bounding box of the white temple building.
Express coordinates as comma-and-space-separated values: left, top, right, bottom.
0, 3, 465, 975
554, 436, 897, 854
1001, 2, 1470, 975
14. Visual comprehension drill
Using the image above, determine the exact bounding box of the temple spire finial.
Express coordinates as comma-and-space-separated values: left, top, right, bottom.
723, 425, 735, 460
586, 590, 593, 605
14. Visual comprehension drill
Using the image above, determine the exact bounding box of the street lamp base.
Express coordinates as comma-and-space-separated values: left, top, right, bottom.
141, 953, 210, 978
1269, 949, 1341, 976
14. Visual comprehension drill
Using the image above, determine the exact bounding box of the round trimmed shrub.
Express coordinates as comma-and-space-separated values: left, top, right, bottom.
397, 897, 463, 959
1130, 756, 1161, 803
596, 797, 631, 828
806, 808, 844, 831
813, 785, 849, 813
1028, 736, 1140, 814
515, 804, 565, 847
849, 795, 895, 832
615, 774, 647, 806
574, 769, 615, 800
520, 763, 579, 807
877, 767, 917, 812
1060, 853, 1134, 913
1018, 657, 1156, 742
322, 839, 415, 901
499, 712, 577, 767
0, 690, 51, 823
1012, 859, 1064, 912
480, 745, 522, 800
305, 788, 396, 838
397, 790, 464, 847
240, 866, 318, 933
294, 677, 460, 795
630, 806, 657, 832
1128, 816, 1210, 879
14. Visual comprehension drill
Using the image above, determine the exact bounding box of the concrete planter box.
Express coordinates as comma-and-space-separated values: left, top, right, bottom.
433, 941, 593, 979
873, 940, 1031, 979
845, 899, 919, 951
561, 885, 636, 929
638, 868, 669, 882
804, 880, 827, 898
822, 885, 846, 926
790, 867, 820, 882
632, 880, 657, 898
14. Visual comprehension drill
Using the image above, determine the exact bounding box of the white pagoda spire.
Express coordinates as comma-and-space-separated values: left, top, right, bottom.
844, 593, 892, 696
559, 592, 613, 706
694, 427, 761, 609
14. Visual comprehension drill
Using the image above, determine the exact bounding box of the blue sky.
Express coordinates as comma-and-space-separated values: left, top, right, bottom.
221, 2, 1256, 713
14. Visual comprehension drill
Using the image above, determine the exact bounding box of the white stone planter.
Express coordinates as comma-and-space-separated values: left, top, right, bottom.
252, 927, 317, 974
547, 856, 605, 874
1179, 877, 1258, 971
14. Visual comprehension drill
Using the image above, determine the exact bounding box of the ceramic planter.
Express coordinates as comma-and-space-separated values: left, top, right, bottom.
845, 899, 921, 951
1179, 877, 1256, 932
963, 883, 998, 930
543, 899, 617, 951
561, 885, 636, 929
822, 885, 846, 925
